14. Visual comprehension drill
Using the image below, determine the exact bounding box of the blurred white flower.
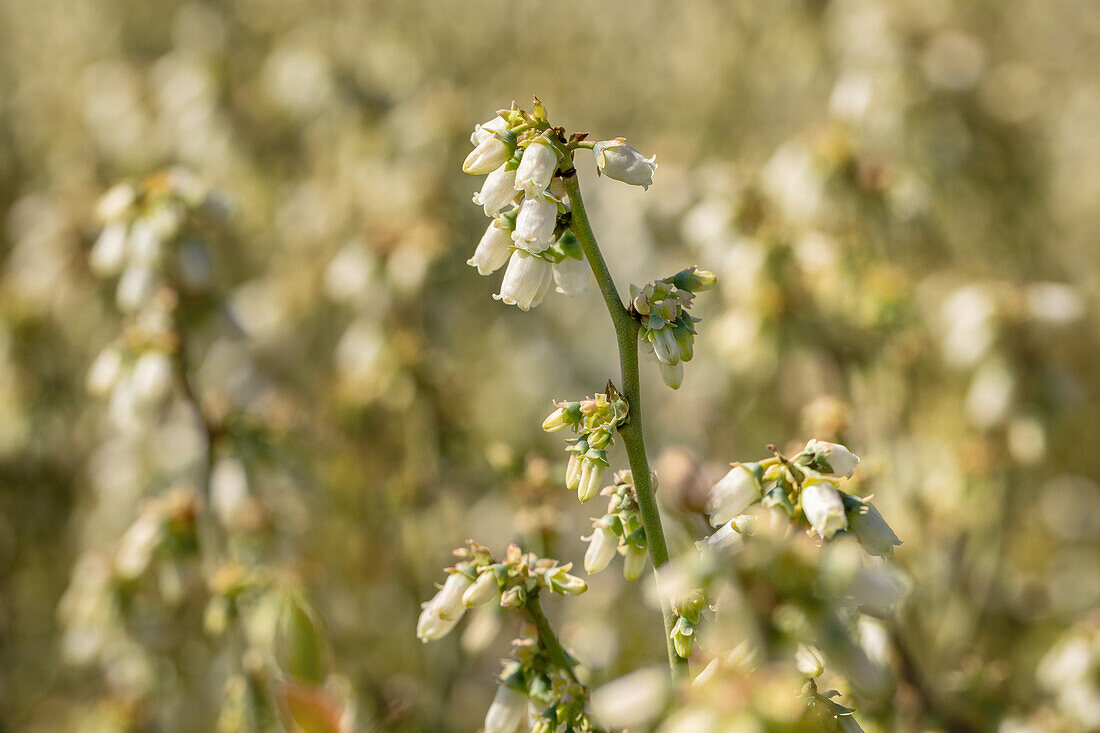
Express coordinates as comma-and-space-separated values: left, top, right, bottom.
211, 457, 249, 527
115, 513, 161, 580
89, 222, 129, 276
801, 478, 848, 539
130, 351, 174, 405
116, 265, 158, 312
707, 464, 762, 526
86, 346, 124, 397
483, 684, 526, 733
795, 643, 825, 677
805, 439, 861, 478
590, 667, 669, 729
965, 359, 1015, 429
1025, 282, 1086, 326
940, 284, 997, 368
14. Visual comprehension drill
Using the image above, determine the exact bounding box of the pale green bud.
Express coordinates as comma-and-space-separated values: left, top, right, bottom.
462, 571, 499, 608
623, 545, 648, 581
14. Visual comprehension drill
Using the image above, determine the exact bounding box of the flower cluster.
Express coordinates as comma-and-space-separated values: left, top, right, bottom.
669, 590, 707, 660
582, 470, 649, 580
463, 101, 589, 310
86, 170, 221, 429
417, 541, 587, 643
482, 635, 605, 733
706, 439, 901, 558
629, 267, 717, 389
542, 386, 630, 502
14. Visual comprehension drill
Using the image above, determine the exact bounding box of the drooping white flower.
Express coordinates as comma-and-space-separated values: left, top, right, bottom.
801, 478, 848, 539
416, 598, 458, 643
584, 524, 619, 574
130, 350, 174, 405
648, 327, 680, 365
484, 684, 526, 733
705, 520, 744, 552
89, 222, 129, 276
511, 195, 558, 253
565, 453, 582, 490
463, 131, 512, 175
416, 571, 473, 643
514, 136, 558, 196
473, 165, 518, 216
706, 464, 762, 527
804, 439, 861, 478
116, 265, 158, 312
623, 545, 648, 581
86, 346, 124, 397
468, 220, 514, 276
940, 284, 997, 368
470, 115, 508, 146
578, 459, 605, 503
211, 457, 250, 527
127, 219, 163, 265
590, 667, 669, 729
795, 643, 826, 677
552, 255, 588, 296
115, 513, 161, 580
658, 360, 683, 390
494, 251, 552, 311
845, 497, 902, 558
95, 182, 137, 221
593, 139, 657, 190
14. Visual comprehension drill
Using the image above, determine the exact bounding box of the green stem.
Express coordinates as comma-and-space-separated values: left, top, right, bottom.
525, 593, 579, 684
563, 173, 689, 681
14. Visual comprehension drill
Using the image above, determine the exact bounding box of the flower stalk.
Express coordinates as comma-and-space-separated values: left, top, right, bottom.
562, 172, 689, 680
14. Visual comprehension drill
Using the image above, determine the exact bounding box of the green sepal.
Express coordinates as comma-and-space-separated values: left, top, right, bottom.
763, 484, 796, 517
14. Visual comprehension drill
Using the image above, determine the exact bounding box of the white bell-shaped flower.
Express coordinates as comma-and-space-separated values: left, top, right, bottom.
514, 137, 558, 197
801, 478, 848, 539
494, 251, 552, 311
473, 165, 518, 216
468, 220, 514, 276
511, 195, 558, 253
584, 524, 619, 574
707, 464, 762, 526
593, 139, 657, 190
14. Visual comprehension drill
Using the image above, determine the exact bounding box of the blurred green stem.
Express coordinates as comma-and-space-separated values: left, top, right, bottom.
563, 173, 689, 681
525, 593, 579, 684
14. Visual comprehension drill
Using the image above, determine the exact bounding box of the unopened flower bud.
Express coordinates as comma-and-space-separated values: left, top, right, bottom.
464, 131, 514, 175
804, 439, 861, 478
671, 616, 695, 659
593, 139, 658, 190
658, 360, 684, 389
795, 644, 826, 677
499, 585, 526, 608
116, 265, 158, 312
565, 453, 583, 490
844, 496, 902, 558
707, 464, 763, 527
470, 116, 508, 146
473, 165, 519, 216
468, 219, 514, 276
578, 459, 605, 503
130, 350, 174, 405
649, 327, 681, 365
90, 222, 129, 276
494, 251, 552, 311
95, 182, 137, 221
801, 478, 848, 539
552, 569, 588, 596
463, 571, 499, 607
512, 195, 558, 253
584, 525, 619, 574
623, 545, 648, 581
87, 346, 124, 397
670, 267, 718, 293
514, 136, 559, 197
484, 684, 527, 733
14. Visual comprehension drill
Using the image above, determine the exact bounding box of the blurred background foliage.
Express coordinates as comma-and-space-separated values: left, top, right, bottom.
0, 0, 1098, 731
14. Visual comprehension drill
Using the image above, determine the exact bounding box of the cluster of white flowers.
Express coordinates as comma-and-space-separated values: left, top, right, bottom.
629, 267, 717, 389
416, 541, 587, 644
580, 470, 649, 581
86, 171, 221, 430
704, 439, 901, 558
542, 389, 630, 503
463, 105, 589, 310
